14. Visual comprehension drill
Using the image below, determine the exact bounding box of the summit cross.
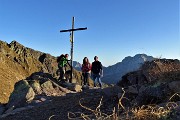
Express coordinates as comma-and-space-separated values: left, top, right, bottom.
60, 17, 87, 82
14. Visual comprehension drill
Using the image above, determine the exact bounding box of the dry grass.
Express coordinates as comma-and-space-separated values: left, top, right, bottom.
68, 96, 114, 120
67, 89, 180, 120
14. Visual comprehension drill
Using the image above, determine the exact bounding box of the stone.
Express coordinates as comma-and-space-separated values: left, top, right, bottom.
6, 80, 35, 109
168, 81, 180, 93
41, 81, 55, 95
134, 84, 171, 105
64, 83, 82, 92
29, 80, 42, 94
82, 85, 90, 90
40, 97, 46, 102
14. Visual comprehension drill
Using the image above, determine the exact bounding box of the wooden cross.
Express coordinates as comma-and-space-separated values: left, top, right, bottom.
60, 17, 87, 83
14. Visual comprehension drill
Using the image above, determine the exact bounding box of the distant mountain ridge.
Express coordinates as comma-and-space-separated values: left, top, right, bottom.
102, 54, 154, 84
73, 61, 82, 71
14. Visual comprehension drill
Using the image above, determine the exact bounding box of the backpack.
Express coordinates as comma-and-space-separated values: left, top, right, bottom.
57, 54, 64, 63
58, 55, 68, 68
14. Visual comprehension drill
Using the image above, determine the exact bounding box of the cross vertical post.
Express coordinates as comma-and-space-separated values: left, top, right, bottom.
60, 17, 87, 83
70, 17, 74, 83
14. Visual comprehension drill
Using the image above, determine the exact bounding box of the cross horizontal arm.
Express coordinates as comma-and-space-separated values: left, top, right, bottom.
60, 27, 87, 32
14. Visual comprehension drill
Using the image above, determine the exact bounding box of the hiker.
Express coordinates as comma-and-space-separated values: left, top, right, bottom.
81, 57, 91, 86
57, 54, 70, 82
91, 56, 103, 88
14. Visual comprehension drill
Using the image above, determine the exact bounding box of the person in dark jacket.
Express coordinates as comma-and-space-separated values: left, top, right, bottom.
91, 56, 103, 88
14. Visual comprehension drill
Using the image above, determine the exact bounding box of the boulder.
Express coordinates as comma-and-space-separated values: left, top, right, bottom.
6, 80, 35, 109
127, 73, 137, 85
41, 81, 56, 96
119, 59, 180, 87
168, 81, 180, 93
64, 83, 82, 92
29, 80, 42, 94
134, 84, 172, 105
82, 85, 90, 90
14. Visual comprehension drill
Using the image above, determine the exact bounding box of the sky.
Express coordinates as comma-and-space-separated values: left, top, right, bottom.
0, 0, 179, 67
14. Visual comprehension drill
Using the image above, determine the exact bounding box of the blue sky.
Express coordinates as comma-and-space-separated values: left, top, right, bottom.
0, 0, 179, 66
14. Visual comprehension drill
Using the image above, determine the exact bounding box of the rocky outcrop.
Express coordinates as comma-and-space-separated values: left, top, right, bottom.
0, 40, 83, 103
118, 59, 180, 87
117, 59, 180, 108
0, 40, 57, 103
63, 83, 82, 92
26, 72, 72, 96
134, 83, 172, 105
0, 72, 74, 116
9, 40, 57, 75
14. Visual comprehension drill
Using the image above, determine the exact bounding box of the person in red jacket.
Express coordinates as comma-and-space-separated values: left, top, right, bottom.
81, 57, 91, 86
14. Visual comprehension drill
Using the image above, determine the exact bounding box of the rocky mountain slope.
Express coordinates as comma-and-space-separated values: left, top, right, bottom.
0, 40, 180, 120
0, 58, 180, 120
0, 40, 82, 104
102, 54, 154, 84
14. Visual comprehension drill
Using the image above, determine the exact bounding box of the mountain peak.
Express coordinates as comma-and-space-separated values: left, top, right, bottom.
122, 54, 153, 63
103, 53, 154, 84
134, 53, 148, 58
10, 40, 24, 48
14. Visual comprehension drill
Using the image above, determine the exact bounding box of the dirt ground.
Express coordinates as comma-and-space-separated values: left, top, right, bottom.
1, 88, 118, 120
